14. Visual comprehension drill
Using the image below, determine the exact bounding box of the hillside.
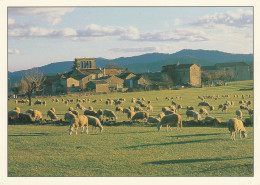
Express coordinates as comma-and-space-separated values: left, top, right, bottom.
8, 49, 253, 84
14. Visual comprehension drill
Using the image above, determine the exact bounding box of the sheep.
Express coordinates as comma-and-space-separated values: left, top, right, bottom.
55, 99, 59, 103
42, 101, 47, 106
47, 110, 58, 121
8, 110, 20, 120
235, 110, 243, 120
171, 101, 177, 106
129, 106, 134, 112
103, 109, 117, 122
228, 118, 247, 140
89, 106, 94, 111
71, 110, 80, 117
64, 111, 76, 121
199, 108, 209, 116
147, 100, 151, 104
131, 98, 136, 103
69, 115, 89, 135
193, 111, 201, 121
84, 110, 98, 117
177, 104, 182, 111
134, 106, 143, 112
240, 104, 248, 110
169, 105, 176, 112
158, 112, 165, 119
131, 111, 149, 122
147, 116, 160, 124
14, 107, 21, 113
156, 97, 159, 101
127, 111, 135, 120
157, 113, 182, 132
34, 100, 42, 105
218, 104, 224, 110
198, 102, 210, 107
248, 109, 253, 117
247, 101, 252, 106
115, 106, 123, 113
147, 104, 153, 112
50, 107, 55, 113
87, 115, 103, 133
209, 105, 214, 111
222, 105, 228, 112
68, 107, 74, 111
186, 110, 195, 120
18, 113, 35, 123
162, 107, 171, 112
26, 109, 34, 115
203, 116, 222, 126
32, 110, 42, 121
123, 108, 131, 114
163, 110, 175, 115
65, 101, 69, 106
76, 103, 85, 110
187, 106, 194, 111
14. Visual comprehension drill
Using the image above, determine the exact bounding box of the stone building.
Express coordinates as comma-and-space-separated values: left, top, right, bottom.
99, 75, 124, 91
162, 63, 201, 87
86, 80, 109, 93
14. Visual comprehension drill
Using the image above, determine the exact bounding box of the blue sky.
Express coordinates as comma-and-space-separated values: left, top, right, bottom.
8, 7, 253, 72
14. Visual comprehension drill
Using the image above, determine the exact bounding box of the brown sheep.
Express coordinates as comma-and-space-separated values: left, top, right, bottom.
147, 116, 160, 124
131, 111, 149, 122
47, 110, 58, 121
64, 112, 76, 121
199, 108, 209, 116
87, 116, 103, 133
157, 113, 182, 132
32, 110, 42, 121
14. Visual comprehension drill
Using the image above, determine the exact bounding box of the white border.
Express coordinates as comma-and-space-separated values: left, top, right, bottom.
1, 1, 259, 185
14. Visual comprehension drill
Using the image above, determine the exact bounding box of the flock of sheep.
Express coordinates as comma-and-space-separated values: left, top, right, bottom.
9, 93, 253, 140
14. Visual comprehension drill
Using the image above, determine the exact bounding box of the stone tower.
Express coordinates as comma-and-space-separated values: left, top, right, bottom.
75, 58, 96, 70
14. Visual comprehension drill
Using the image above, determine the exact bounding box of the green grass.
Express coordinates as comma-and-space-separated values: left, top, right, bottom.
8, 80, 254, 176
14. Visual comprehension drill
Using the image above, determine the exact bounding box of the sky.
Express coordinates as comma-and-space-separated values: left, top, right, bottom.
8, 7, 253, 72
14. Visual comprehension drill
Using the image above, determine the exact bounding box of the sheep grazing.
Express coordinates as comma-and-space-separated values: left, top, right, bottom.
248, 109, 253, 117
171, 101, 177, 106
123, 108, 131, 114
203, 116, 222, 126
247, 101, 252, 106
56, 99, 59, 103
164, 110, 175, 115
50, 107, 55, 113
222, 105, 228, 112
26, 109, 34, 116
158, 112, 165, 119
131, 111, 149, 122
76, 103, 85, 110
115, 106, 123, 113
34, 100, 42, 105
8, 109, 20, 121
42, 101, 47, 106
235, 110, 243, 120
68, 107, 74, 111
177, 104, 182, 111
18, 113, 35, 123
64, 111, 76, 121
127, 111, 135, 120
218, 104, 224, 110
147, 116, 160, 124
103, 109, 117, 122
89, 106, 94, 111
69, 115, 89, 135
187, 106, 194, 111
209, 105, 214, 111
84, 110, 98, 117
186, 110, 195, 120
134, 106, 143, 112
71, 110, 80, 117
228, 118, 247, 140
240, 104, 248, 110
193, 111, 201, 121
47, 110, 58, 121
32, 110, 42, 121
147, 104, 153, 112
198, 102, 210, 107
131, 98, 136, 103
65, 101, 69, 106
157, 113, 182, 132
162, 107, 171, 112
87, 116, 103, 133
14, 107, 21, 113
129, 106, 135, 112
199, 108, 209, 116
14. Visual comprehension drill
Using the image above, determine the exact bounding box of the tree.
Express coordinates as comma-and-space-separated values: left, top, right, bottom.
105, 62, 124, 69
72, 60, 80, 71
20, 78, 28, 94
24, 69, 44, 106
11, 83, 21, 95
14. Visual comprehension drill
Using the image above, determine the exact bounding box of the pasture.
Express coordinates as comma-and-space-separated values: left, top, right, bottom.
8, 80, 254, 176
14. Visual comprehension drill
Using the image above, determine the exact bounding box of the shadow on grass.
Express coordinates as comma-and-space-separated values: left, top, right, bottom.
109, 130, 156, 135
143, 156, 253, 165
9, 132, 51, 137
123, 138, 226, 149
167, 133, 226, 138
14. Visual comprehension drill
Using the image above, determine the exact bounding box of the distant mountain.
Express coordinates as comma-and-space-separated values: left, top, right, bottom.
8, 49, 253, 84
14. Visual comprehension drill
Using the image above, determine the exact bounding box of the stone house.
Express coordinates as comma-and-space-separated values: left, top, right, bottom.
98, 75, 124, 91
161, 63, 201, 87
86, 80, 109, 93
124, 75, 150, 89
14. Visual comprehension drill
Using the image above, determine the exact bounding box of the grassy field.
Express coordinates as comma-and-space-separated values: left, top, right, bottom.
8, 80, 254, 176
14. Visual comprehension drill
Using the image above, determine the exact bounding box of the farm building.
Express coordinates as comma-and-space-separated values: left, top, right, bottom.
98, 75, 124, 91
86, 80, 109, 93
162, 63, 201, 87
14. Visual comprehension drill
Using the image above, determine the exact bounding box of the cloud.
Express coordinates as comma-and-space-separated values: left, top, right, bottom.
8, 7, 74, 25
110, 46, 159, 53
191, 8, 253, 28
173, 18, 181, 26
8, 49, 20, 54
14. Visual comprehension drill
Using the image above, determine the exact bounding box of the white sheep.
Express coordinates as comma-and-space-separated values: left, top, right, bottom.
235, 110, 243, 120
69, 115, 89, 135
47, 110, 58, 121
157, 113, 182, 132
64, 111, 76, 121
103, 109, 117, 122
199, 108, 209, 116
193, 111, 201, 121
131, 111, 149, 122
87, 115, 103, 133
147, 116, 160, 124
228, 118, 247, 140
186, 110, 195, 120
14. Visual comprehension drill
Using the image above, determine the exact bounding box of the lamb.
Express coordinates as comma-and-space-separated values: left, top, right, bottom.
158, 112, 165, 119
76, 103, 85, 110
186, 110, 195, 120
235, 110, 243, 120
171, 101, 177, 106
103, 109, 117, 122
147, 116, 160, 124
47, 110, 58, 121
55, 99, 59, 103
87, 116, 103, 133
65, 101, 69, 106
218, 104, 224, 110
228, 118, 247, 140
64, 111, 77, 121
131, 111, 149, 122
199, 108, 209, 116
69, 115, 89, 135
157, 113, 182, 132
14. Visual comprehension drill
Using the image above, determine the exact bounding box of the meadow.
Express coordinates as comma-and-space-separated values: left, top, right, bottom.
8, 80, 254, 176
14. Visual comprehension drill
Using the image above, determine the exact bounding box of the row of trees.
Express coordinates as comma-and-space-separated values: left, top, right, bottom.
10, 69, 44, 106
201, 70, 235, 85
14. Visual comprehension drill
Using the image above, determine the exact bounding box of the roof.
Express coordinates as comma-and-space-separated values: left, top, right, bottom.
104, 68, 122, 75
117, 72, 135, 79
215, 62, 249, 67
201, 66, 218, 71
162, 63, 198, 70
